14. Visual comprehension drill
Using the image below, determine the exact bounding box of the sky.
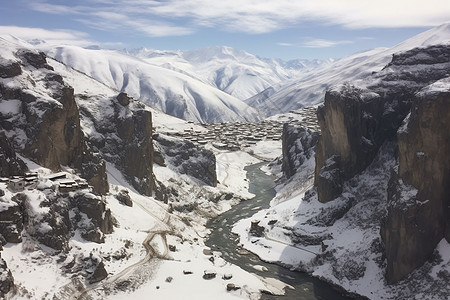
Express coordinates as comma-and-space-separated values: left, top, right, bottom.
0, 0, 449, 60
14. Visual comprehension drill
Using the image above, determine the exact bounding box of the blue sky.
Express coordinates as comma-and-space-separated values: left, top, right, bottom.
0, 0, 449, 60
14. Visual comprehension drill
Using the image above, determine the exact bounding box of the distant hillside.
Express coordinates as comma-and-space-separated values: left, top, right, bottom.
246, 23, 450, 116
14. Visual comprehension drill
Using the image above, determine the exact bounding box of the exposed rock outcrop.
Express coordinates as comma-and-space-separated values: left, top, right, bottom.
315, 44, 450, 203
306, 44, 450, 286
0, 256, 14, 298
0, 59, 21, 78
78, 94, 154, 196
281, 124, 320, 179
0, 132, 27, 177
0, 196, 23, 243
153, 134, 217, 187
382, 81, 450, 283
0, 49, 109, 194
72, 193, 114, 243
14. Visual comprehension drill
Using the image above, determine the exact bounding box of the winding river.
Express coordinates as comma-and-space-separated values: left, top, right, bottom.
206, 162, 351, 300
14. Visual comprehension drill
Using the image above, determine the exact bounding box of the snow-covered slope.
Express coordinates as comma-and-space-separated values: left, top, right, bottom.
38, 45, 261, 123
128, 46, 332, 100
247, 23, 450, 116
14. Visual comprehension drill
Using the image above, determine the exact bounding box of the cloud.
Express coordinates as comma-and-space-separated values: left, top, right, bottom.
301, 39, 353, 48
277, 42, 295, 47
27, 0, 450, 37
0, 26, 95, 46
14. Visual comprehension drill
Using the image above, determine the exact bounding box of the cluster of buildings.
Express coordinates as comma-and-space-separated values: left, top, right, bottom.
165, 106, 320, 151
0, 172, 89, 194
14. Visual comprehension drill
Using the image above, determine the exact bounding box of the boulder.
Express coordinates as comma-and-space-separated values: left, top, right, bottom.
116, 92, 130, 106
115, 190, 133, 207
88, 261, 108, 284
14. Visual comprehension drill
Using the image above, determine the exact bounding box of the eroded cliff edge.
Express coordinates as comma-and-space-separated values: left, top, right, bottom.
314, 44, 450, 284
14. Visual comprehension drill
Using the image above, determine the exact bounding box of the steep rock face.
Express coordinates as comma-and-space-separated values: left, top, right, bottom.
281, 123, 319, 179
0, 49, 108, 194
0, 132, 27, 177
78, 94, 154, 196
382, 83, 450, 283
0, 197, 23, 243
315, 44, 450, 203
153, 134, 217, 187
72, 193, 114, 243
2, 190, 114, 251
0, 256, 14, 298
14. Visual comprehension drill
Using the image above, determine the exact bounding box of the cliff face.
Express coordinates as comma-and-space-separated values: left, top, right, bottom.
382, 81, 450, 283
77, 93, 154, 196
153, 134, 217, 187
315, 44, 450, 203
312, 44, 450, 285
0, 132, 27, 177
281, 123, 320, 179
0, 47, 108, 194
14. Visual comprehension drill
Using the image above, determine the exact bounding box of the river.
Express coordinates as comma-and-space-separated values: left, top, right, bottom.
206, 162, 351, 300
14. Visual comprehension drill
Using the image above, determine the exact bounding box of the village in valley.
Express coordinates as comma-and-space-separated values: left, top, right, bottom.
163, 106, 320, 151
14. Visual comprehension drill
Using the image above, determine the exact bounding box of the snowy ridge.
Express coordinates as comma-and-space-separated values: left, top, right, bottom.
128, 46, 331, 101
247, 23, 450, 116
37, 45, 261, 123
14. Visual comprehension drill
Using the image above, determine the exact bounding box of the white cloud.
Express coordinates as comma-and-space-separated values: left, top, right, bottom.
277, 42, 295, 47
0, 26, 94, 46
28, 0, 450, 37
302, 39, 353, 48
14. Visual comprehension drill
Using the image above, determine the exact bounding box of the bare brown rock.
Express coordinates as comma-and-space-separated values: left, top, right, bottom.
382, 89, 450, 284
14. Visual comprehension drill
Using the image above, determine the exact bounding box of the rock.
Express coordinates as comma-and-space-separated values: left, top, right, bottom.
88, 261, 107, 284
17, 49, 53, 70
165, 276, 173, 283
203, 249, 213, 256
183, 270, 193, 275
281, 124, 320, 179
0, 257, 14, 297
203, 270, 216, 279
0, 194, 24, 243
314, 44, 450, 203
209, 256, 215, 263
249, 220, 265, 237
116, 92, 130, 106
315, 155, 343, 203
0, 59, 21, 78
0, 132, 28, 177
226, 283, 240, 291
268, 220, 277, 226
381, 85, 450, 284
168, 244, 176, 252
153, 134, 217, 187
115, 190, 133, 207
222, 274, 233, 280
72, 193, 114, 243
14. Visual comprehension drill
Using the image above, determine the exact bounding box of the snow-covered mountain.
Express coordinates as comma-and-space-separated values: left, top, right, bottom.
247, 23, 450, 116
37, 45, 261, 124
127, 46, 332, 100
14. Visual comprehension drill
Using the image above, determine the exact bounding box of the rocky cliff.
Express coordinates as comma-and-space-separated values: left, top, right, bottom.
381, 78, 450, 283
153, 134, 217, 187
315, 44, 450, 203
77, 92, 154, 196
281, 123, 320, 179
311, 44, 450, 285
0, 47, 108, 194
